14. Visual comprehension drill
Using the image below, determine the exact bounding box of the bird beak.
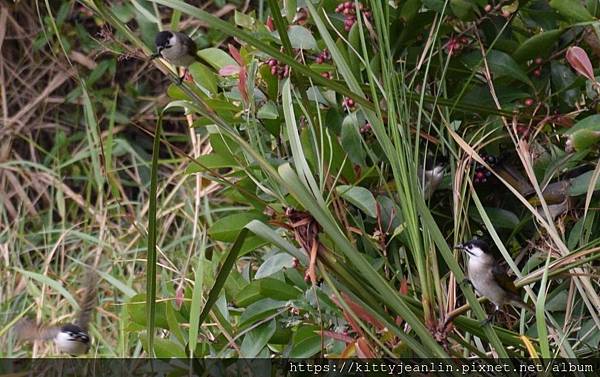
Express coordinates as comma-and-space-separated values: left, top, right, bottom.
455, 244, 474, 256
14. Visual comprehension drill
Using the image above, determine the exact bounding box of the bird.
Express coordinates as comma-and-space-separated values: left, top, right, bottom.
418, 155, 447, 199
455, 239, 533, 324
151, 30, 199, 84
14, 271, 98, 356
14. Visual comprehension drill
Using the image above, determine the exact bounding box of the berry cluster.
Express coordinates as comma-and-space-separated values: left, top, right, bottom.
315, 49, 333, 79
531, 57, 543, 78
342, 97, 356, 112
315, 49, 331, 64
266, 58, 290, 79
445, 35, 470, 56
335, 1, 372, 31
359, 122, 372, 134
473, 154, 497, 184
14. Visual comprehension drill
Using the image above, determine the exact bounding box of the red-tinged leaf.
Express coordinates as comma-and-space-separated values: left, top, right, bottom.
356, 337, 375, 358
239, 68, 249, 105
175, 287, 184, 309
330, 294, 364, 336
265, 16, 275, 32
321, 330, 354, 343
228, 44, 244, 66
340, 292, 385, 330
399, 277, 409, 295
566, 46, 596, 82
219, 65, 241, 76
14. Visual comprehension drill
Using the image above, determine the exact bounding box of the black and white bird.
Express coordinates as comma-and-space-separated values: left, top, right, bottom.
418, 156, 447, 199
151, 30, 199, 83
14, 271, 97, 356
455, 239, 532, 323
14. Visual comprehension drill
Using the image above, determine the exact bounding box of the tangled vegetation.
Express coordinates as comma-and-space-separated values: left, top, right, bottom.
2, 0, 600, 359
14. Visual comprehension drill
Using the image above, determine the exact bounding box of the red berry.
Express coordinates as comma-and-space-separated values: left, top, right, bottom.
524, 98, 534, 107
484, 4, 492, 12
534, 57, 543, 65
271, 66, 278, 75
533, 68, 541, 77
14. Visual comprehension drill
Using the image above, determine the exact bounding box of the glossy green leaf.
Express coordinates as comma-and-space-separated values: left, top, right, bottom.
189, 62, 218, 94
239, 299, 286, 327
185, 153, 238, 174
287, 25, 317, 50
255, 253, 296, 279
513, 29, 564, 62
569, 170, 600, 196
240, 320, 277, 357
463, 50, 533, 87
257, 101, 279, 120
197, 48, 238, 70
550, 0, 595, 21
289, 325, 322, 358
336, 185, 378, 218
209, 212, 267, 242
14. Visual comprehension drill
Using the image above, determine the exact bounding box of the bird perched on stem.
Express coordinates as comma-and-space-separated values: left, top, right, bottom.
151, 31, 199, 84
418, 155, 447, 199
14, 271, 98, 356
455, 239, 533, 324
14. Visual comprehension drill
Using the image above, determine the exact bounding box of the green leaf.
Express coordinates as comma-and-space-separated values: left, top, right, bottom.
255, 253, 296, 279
196, 228, 250, 332
188, 236, 206, 354
141, 336, 186, 357
235, 282, 262, 307
257, 277, 301, 301
513, 29, 564, 62
569, 170, 600, 196
450, 0, 476, 20
240, 320, 277, 357
289, 325, 322, 358
340, 114, 366, 166
125, 294, 169, 329
197, 47, 238, 70
463, 50, 533, 87
189, 62, 218, 94
566, 129, 600, 152
336, 185, 378, 218
209, 212, 267, 242
239, 298, 286, 327
257, 101, 279, 120
165, 301, 185, 346
185, 153, 238, 174
564, 114, 600, 135
287, 25, 317, 50
550, 0, 595, 21
551, 62, 580, 107
471, 207, 519, 229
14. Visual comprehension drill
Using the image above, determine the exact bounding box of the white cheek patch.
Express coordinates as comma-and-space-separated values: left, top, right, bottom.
168, 35, 177, 48
54, 332, 89, 355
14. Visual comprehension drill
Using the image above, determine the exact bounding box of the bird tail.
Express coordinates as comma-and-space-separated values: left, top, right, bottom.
510, 297, 535, 312
75, 269, 98, 331
13, 318, 59, 342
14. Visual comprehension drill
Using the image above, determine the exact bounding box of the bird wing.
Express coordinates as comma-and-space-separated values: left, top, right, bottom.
75, 270, 98, 331
176, 32, 199, 59
491, 264, 519, 295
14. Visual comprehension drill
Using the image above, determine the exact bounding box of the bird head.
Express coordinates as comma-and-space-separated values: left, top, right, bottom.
155, 31, 175, 53
455, 238, 491, 259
